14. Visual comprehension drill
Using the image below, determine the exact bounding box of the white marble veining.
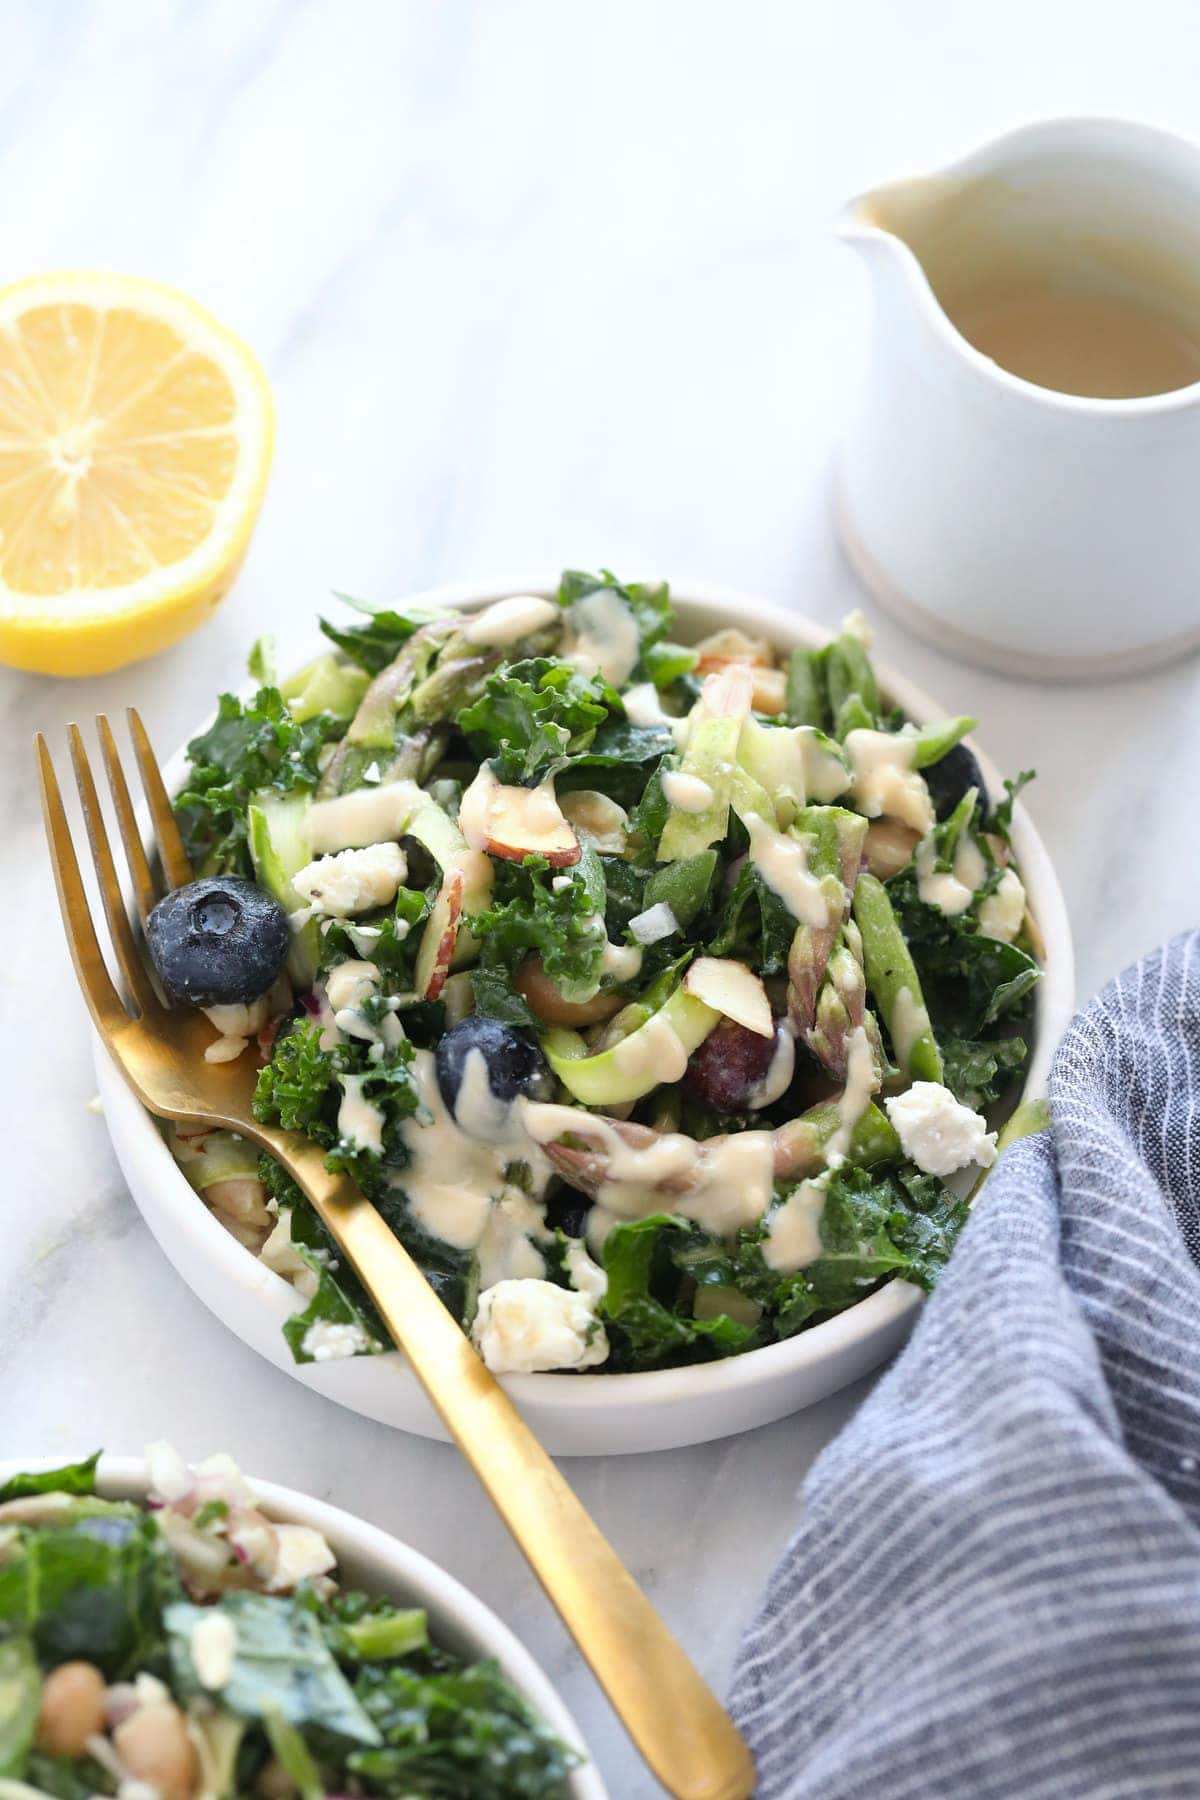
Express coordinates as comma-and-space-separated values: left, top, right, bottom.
4, 3, 1200, 1793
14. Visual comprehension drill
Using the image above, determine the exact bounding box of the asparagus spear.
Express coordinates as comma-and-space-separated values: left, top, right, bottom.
852, 872, 944, 1081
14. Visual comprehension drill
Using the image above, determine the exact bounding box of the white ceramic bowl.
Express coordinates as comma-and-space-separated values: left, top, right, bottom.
0, 1451, 604, 1800
96, 575, 1076, 1455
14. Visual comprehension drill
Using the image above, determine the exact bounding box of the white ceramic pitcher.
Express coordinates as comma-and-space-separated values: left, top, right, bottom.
835, 118, 1200, 680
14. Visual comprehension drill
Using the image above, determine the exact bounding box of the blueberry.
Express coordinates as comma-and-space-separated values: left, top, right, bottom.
146, 876, 290, 1007
436, 1016, 552, 1134
545, 1190, 592, 1238
923, 741, 990, 823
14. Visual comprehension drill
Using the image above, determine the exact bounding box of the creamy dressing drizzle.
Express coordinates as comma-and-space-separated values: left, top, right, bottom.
845, 728, 934, 835
463, 594, 558, 647
763, 1176, 828, 1272
307, 781, 422, 854
602, 939, 644, 981
661, 769, 715, 814
623, 682, 688, 747
916, 830, 986, 916
521, 1102, 776, 1236
891, 986, 933, 1073
746, 1025, 796, 1109
562, 588, 641, 687
338, 1075, 385, 1154
744, 812, 834, 928
825, 1025, 877, 1162
393, 1050, 553, 1275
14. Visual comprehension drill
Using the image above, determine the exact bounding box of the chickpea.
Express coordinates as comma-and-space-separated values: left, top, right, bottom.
864, 818, 920, 880
114, 1702, 198, 1800
36, 1661, 107, 1758
515, 956, 623, 1028
256, 1756, 298, 1799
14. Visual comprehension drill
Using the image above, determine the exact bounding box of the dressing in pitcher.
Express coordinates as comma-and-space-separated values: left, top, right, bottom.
836, 118, 1200, 678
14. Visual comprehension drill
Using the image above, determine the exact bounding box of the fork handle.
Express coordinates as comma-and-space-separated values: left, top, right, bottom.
267, 1130, 755, 1800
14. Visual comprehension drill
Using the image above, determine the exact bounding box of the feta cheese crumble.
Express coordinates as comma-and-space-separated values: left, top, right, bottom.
885, 1082, 998, 1177
292, 842, 406, 917
978, 868, 1027, 943
471, 1277, 609, 1374
300, 1318, 375, 1362
190, 1610, 238, 1690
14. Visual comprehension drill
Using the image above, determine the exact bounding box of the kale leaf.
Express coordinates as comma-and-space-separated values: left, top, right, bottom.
348, 1657, 579, 1797
990, 770, 1036, 845
459, 657, 615, 784
738, 1164, 968, 1337
317, 888, 430, 983
708, 860, 796, 976
941, 1033, 1029, 1109
253, 1024, 338, 1142
470, 848, 609, 1004
166, 1592, 381, 1745
259, 1157, 389, 1364
599, 1216, 759, 1369
175, 688, 336, 875
889, 869, 1040, 1035
318, 595, 437, 676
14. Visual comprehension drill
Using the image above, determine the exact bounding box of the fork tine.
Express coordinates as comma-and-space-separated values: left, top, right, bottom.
97, 714, 159, 925
35, 734, 129, 1037
127, 707, 192, 891
68, 724, 162, 1017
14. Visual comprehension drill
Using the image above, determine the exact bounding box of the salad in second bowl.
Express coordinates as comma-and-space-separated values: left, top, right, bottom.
0, 1447, 580, 1798
154, 570, 1041, 1379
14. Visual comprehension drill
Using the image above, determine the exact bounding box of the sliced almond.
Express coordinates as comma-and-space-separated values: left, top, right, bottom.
459, 765, 580, 867
749, 666, 787, 715
684, 956, 774, 1037
560, 788, 629, 854
694, 627, 774, 669
419, 867, 465, 999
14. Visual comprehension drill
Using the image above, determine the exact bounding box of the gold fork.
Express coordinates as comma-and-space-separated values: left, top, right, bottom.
37, 713, 756, 1800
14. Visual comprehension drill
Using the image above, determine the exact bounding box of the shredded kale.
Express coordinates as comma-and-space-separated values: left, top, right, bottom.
470, 848, 610, 1004
708, 860, 796, 976
889, 870, 1040, 1035
175, 687, 338, 875
318, 594, 437, 675
941, 1033, 1029, 1109
744, 1165, 968, 1337
458, 656, 615, 784
990, 769, 1036, 845
253, 1023, 338, 1142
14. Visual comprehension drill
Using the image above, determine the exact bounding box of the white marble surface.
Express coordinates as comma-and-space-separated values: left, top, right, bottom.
4, 3, 1200, 1793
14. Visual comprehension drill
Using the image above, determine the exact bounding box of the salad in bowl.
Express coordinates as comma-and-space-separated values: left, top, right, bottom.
141, 569, 1046, 1394
0, 1447, 590, 1798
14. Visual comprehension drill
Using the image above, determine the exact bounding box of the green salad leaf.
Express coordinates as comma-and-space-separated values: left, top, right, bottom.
349, 1656, 579, 1797
0, 1512, 179, 1678
0, 1637, 40, 1778
253, 1024, 338, 1142
471, 847, 610, 1004
459, 656, 615, 784
176, 688, 338, 875
166, 1592, 382, 1745
0, 1455, 99, 1503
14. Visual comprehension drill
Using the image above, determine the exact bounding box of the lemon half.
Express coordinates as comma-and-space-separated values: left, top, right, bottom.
0, 271, 273, 676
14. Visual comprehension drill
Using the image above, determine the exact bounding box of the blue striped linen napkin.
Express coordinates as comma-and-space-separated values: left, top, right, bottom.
730, 931, 1200, 1799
